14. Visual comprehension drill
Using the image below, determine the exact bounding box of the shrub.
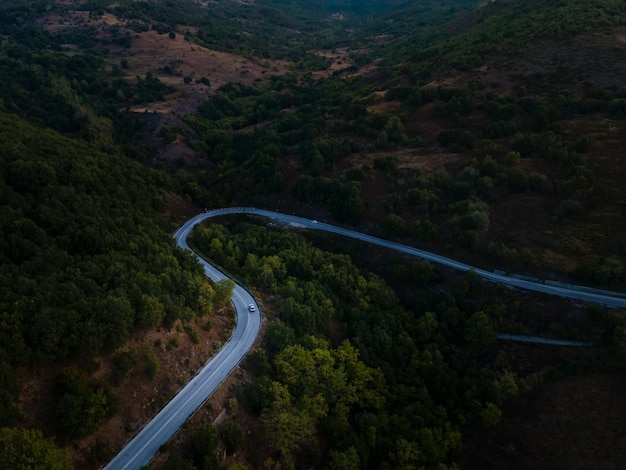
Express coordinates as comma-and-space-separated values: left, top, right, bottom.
480, 402, 502, 428
145, 350, 160, 379
111, 350, 138, 384
437, 129, 474, 151
221, 422, 245, 456
184, 324, 200, 344
166, 338, 179, 350
504, 151, 521, 167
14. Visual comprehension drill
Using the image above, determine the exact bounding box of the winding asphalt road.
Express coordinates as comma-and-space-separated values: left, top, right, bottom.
104, 213, 261, 470
105, 207, 625, 469
210, 207, 626, 308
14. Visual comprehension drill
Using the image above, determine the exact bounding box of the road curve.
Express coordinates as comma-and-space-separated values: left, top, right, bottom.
104, 213, 261, 470
496, 333, 596, 347
105, 207, 623, 469
206, 207, 626, 309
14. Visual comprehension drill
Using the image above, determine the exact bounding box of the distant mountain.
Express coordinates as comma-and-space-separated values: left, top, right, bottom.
260, 0, 410, 15
384, 0, 626, 74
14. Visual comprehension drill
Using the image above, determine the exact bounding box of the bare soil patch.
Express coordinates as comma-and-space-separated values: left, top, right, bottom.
38, 9, 291, 115
163, 191, 198, 226
148, 294, 275, 469
311, 47, 356, 79
114, 30, 290, 113
18, 304, 235, 468
366, 92, 401, 116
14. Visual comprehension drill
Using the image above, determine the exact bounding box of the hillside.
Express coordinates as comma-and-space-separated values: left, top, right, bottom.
1, 0, 626, 468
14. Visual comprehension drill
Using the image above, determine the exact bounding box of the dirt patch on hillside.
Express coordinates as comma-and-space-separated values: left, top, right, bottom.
115, 30, 290, 112
342, 147, 465, 173
163, 191, 198, 226
38, 8, 291, 114
148, 294, 275, 469
18, 306, 236, 469
311, 47, 356, 79
367, 93, 401, 115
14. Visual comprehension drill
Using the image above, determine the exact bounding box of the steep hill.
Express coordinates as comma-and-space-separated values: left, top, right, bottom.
0, 109, 224, 456
392, 0, 626, 75
2, 0, 626, 468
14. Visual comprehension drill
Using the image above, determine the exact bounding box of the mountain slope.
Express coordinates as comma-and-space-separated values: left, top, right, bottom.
392, 0, 626, 73
0, 111, 215, 424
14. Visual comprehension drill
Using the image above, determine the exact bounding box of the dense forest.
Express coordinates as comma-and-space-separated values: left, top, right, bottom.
170, 219, 526, 468
0, 109, 225, 437
1, 0, 626, 468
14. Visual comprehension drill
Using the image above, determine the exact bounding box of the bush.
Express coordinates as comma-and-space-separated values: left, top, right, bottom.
384, 213, 407, 236
111, 350, 138, 384
184, 324, 200, 344
221, 422, 245, 456
226, 397, 238, 415
510, 133, 536, 157
54, 368, 116, 437
197, 77, 211, 87
373, 156, 398, 172
507, 168, 528, 193
504, 151, 521, 167
527, 172, 553, 193
480, 402, 502, 428
346, 166, 366, 181
145, 350, 160, 379
437, 129, 475, 151
412, 219, 440, 241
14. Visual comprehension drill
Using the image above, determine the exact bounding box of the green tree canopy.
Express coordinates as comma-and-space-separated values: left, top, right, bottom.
0, 427, 71, 470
